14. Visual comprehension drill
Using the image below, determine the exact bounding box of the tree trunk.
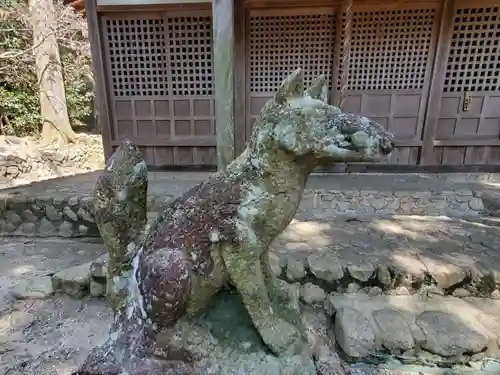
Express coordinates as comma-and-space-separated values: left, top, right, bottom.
29, 0, 76, 145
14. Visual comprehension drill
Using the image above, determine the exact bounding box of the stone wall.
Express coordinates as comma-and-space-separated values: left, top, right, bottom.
0, 134, 104, 188
279, 251, 500, 302
0, 152, 32, 181
0, 195, 99, 237
298, 189, 485, 217
0, 188, 488, 238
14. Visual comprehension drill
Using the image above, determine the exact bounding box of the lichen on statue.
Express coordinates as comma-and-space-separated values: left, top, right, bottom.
72, 68, 395, 375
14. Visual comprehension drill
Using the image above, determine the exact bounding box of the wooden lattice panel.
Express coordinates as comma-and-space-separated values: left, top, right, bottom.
103, 17, 168, 97
338, 8, 436, 91
443, 6, 500, 93
248, 12, 336, 93
102, 12, 216, 168
167, 15, 213, 96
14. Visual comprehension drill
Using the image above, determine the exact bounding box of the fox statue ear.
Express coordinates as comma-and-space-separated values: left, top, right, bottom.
274, 68, 305, 105
305, 75, 328, 102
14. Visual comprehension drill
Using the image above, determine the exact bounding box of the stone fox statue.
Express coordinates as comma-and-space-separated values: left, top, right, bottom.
72, 68, 395, 375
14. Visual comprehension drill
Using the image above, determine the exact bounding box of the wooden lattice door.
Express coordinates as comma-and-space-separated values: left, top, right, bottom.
433, 1, 500, 165
246, 8, 337, 142
101, 11, 216, 168
338, 2, 440, 168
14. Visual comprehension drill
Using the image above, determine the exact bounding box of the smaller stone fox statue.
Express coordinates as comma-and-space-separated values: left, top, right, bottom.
73, 68, 395, 375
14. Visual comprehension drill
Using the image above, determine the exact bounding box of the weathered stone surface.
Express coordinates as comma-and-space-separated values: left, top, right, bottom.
346, 263, 375, 283
89, 279, 106, 297
396, 274, 413, 288
68, 196, 79, 207
326, 293, 500, 364
45, 204, 62, 221
39, 217, 57, 235
452, 287, 471, 298
286, 257, 306, 281
22, 209, 38, 223
418, 257, 467, 290
423, 285, 445, 296
376, 264, 392, 287
15, 222, 36, 234
53, 195, 67, 207
59, 220, 74, 238
300, 283, 326, 306
416, 311, 488, 357
478, 190, 500, 216
80, 195, 94, 207
334, 307, 376, 358
63, 206, 78, 221
5, 210, 22, 226
367, 286, 383, 296
78, 224, 89, 236
469, 197, 484, 211
306, 253, 344, 283
90, 254, 108, 279
392, 286, 410, 296
72, 69, 397, 375
169, 291, 329, 375
372, 308, 415, 352
52, 262, 91, 298
77, 207, 93, 222
11, 276, 54, 299
346, 283, 360, 293
4, 221, 17, 232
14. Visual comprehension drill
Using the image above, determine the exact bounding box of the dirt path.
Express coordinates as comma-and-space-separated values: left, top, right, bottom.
0, 237, 111, 375
1, 230, 500, 375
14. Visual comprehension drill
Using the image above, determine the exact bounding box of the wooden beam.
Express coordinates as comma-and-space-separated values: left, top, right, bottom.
110, 136, 217, 147
212, 0, 236, 169
233, 0, 246, 157
339, 0, 353, 111
331, 2, 343, 106
433, 139, 500, 147
420, 0, 455, 164
85, 0, 114, 159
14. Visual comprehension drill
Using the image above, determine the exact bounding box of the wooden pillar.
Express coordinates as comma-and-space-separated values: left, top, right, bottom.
212, 0, 236, 169
85, 0, 113, 160
339, 0, 353, 111
420, 0, 455, 164
233, 0, 246, 157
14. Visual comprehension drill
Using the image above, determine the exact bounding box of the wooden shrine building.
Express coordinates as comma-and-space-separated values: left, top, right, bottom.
85, 0, 500, 172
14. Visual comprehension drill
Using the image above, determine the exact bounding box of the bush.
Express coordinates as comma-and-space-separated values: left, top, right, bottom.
0, 0, 94, 136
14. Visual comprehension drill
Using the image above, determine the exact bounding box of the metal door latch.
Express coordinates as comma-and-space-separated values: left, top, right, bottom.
463, 91, 472, 112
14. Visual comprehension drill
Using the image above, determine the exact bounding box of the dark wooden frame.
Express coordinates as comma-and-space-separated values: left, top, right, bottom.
420, 0, 455, 164
87, 0, 500, 172
86, 0, 113, 160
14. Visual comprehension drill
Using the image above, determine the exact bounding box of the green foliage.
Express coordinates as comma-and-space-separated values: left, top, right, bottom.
0, 87, 41, 136
61, 52, 94, 129
0, 0, 94, 136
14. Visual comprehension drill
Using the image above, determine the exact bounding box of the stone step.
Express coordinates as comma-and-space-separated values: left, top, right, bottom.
271, 215, 500, 299
348, 363, 500, 375
348, 362, 500, 375
324, 293, 500, 371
